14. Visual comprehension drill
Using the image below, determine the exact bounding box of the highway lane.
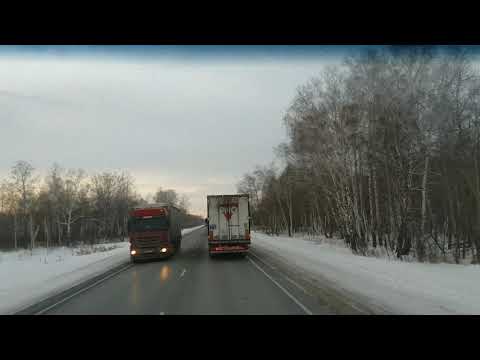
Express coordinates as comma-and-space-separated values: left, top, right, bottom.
44, 227, 317, 315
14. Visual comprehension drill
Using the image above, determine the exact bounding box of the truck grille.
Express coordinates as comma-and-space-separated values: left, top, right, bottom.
132, 231, 169, 248
135, 238, 167, 248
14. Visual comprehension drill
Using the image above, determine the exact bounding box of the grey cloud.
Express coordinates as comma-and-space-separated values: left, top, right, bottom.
0, 55, 332, 215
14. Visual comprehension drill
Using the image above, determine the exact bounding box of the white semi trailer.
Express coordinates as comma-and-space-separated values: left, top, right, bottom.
206, 194, 251, 257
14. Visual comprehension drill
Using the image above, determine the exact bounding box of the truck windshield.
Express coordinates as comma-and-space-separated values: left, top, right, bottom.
131, 217, 169, 232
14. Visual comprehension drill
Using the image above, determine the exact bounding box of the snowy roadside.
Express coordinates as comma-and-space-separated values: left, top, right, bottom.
0, 241, 130, 315
252, 232, 480, 315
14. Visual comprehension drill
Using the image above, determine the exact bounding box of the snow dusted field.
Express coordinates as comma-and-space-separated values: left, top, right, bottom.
0, 225, 205, 315
252, 232, 480, 314
0, 241, 130, 314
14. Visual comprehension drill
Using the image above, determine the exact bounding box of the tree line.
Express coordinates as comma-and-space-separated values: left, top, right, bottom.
238, 46, 480, 264
0, 161, 203, 250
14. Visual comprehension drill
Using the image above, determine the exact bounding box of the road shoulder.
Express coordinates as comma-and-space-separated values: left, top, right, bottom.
249, 245, 391, 315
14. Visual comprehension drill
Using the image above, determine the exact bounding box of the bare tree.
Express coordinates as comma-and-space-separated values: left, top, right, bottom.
10, 161, 38, 249
154, 188, 179, 207
240, 46, 480, 264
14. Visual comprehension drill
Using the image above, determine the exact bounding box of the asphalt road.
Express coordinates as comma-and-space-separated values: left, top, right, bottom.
42, 227, 373, 315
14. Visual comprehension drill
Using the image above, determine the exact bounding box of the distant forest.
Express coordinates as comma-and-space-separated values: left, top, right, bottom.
239, 46, 480, 264
0, 162, 204, 250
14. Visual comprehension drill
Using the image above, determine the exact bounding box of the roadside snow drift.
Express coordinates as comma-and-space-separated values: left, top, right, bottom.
0, 242, 130, 314
252, 232, 480, 315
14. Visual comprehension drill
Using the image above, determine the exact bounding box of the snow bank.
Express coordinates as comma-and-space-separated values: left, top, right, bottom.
0, 242, 130, 314
182, 225, 205, 236
252, 232, 480, 314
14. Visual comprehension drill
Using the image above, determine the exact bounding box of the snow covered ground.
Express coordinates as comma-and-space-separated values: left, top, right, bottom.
0, 225, 205, 315
252, 232, 480, 315
0, 241, 130, 314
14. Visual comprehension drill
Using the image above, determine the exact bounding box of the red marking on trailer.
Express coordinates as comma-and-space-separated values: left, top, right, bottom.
131, 208, 167, 218
223, 211, 233, 220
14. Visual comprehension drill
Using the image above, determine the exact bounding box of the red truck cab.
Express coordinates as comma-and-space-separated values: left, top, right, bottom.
127, 204, 182, 263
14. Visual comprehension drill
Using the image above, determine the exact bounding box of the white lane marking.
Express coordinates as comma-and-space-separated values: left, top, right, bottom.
247, 256, 313, 315
250, 251, 369, 315
248, 251, 311, 294
346, 302, 366, 314
35, 263, 134, 315
180, 269, 187, 278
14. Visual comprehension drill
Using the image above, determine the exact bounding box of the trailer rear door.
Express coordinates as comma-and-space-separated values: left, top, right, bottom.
208, 195, 249, 242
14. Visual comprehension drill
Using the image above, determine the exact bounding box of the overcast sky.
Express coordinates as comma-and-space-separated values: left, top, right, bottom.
0, 45, 374, 216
